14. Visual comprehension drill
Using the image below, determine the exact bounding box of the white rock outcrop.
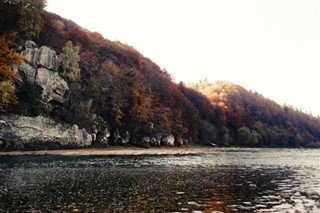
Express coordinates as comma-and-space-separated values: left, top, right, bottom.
0, 114, 92, 150
18, 40, 68, 105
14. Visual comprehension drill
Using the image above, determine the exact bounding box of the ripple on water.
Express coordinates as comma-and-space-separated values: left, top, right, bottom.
0, 148, 320, 212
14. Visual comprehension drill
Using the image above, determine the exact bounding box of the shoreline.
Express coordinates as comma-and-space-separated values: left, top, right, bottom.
0, 146, 310, 157
0, 146, 214, 156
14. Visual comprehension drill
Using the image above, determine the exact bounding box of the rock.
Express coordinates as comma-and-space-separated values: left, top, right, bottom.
22, 46, 39, 66
38, 46, 59, 71
91, 115, 110, 146
138, 136, 151, 148
70, 124, 92, 147
150, 136, 161, 147
25, 40, 37, 48
177, 138, 187, 146
0, 114, 92, 150
113, 129, 130, 145
21, 41, 59, 71
18, 63, 37, 82
100, 128, 110, 145
35, 68, 69, 104
18, 41, 68, 106
162, 135, 175, 146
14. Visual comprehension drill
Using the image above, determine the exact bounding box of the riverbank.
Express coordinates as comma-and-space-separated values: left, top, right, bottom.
0, 146, 217, 156
0, 146, 313, 156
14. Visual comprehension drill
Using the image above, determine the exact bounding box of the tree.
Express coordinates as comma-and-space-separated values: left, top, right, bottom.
129, 76, 153, 126
0, 34, 23, 82
59, 41, 81, 81
15, 80, 44, 116
0, 0, 21, 34
17, 0, 47, 39
0, 81, 17, 112
0, 34, 23, 112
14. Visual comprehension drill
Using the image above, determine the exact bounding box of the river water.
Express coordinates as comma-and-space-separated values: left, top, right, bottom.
0, 148, 319, 212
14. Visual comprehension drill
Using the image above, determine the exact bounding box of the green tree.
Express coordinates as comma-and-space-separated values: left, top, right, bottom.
15, 80, 44, 116
59, 41, 81, 81
18, 0, 47, 39
0, 80, 17, 112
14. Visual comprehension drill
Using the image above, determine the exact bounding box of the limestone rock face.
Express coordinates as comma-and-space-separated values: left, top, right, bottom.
22, 47, 39, 67
0, 114, 92, 150
38, 46, 59, 71
18, 63, 37, 82
21, 41, 59, 71
35, 68, 69, 103
18, 40, 68, 105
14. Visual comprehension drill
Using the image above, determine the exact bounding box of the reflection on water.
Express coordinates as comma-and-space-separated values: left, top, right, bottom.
0, 148, 319, 212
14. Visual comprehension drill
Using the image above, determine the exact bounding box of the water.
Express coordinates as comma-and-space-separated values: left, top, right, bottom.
0, 148, 319, 212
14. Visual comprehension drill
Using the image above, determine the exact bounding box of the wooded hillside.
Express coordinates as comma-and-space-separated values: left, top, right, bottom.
1, 0, 319, 148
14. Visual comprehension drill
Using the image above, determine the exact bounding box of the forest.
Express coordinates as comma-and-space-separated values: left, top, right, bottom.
1, 0, 320, 148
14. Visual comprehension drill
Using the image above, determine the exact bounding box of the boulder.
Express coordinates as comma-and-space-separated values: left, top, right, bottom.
138, 136, 151, 148
38, 46, 59, 71
99, 128, 110, 145
35, 68, 69, 104
150, 137, 161, 147
161, 135, 175, 146
0, 114, 92, 150
25, 40, 37, 49
150, 134, 161, 147
176, 138, 187, 146
113, 129, 130, 145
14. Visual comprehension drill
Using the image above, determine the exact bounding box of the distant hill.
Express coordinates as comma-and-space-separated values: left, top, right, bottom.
188, 80, 320, 147
0, 0, 319, 149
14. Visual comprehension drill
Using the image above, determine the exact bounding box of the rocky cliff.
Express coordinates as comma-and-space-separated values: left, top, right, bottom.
18, 40, 68, 106
0, 40, 181, 150
0, 114, 92, 150
0, 41, 81, 151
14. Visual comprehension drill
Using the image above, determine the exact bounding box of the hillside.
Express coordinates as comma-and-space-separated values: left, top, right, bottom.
188, 80, 320, 147
0, 0, 320, 150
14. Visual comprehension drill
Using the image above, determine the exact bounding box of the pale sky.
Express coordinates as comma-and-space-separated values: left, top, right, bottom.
46, 0, 320, 116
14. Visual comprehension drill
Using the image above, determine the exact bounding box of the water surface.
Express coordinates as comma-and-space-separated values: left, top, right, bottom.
0, 148, 319, 212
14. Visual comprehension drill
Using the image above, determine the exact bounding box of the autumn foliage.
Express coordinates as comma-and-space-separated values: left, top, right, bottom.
0, 4, 319, 148
0, 34, 22, 82
0, 34, 23, 112
189, 80, 320, 147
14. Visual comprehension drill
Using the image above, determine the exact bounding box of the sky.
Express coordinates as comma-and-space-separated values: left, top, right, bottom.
46, 0, 320, 116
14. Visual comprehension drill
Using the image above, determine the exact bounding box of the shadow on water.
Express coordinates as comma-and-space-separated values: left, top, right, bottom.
0, 149, 319, 212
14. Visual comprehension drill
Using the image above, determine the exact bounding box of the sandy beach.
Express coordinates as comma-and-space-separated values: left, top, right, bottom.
0, 146, 216, 156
